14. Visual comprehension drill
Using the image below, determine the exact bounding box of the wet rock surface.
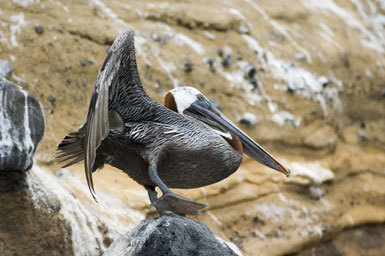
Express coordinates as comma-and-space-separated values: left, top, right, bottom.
103, 214, 240, 256
0, 78, 45, 172
0, 0, 385, 255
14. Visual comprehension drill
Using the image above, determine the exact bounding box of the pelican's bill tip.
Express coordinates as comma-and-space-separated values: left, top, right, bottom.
285, 168, 291, 178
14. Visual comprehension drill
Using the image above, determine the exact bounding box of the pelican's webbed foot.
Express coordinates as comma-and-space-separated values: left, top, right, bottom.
147, 164, 207, 216
152, 192, 207, 216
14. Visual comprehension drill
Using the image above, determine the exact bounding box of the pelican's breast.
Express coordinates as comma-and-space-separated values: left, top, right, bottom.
222, 132, 243, 154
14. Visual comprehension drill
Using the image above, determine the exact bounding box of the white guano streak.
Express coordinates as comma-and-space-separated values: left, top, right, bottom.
21, 90, 34, 170
303, 0, 385, 54
243, 0, 312, 64
89, 0, 125, 26
0, 87, 14, 163
242, 34, 340, 117
12, 0, 40, 7
27, 165, 107, 255
174, 33, 206, 55
9, 13, 29, 48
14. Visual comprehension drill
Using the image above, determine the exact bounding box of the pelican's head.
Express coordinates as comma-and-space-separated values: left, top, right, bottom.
165, 86, 208, 114
165, 86, 291, 177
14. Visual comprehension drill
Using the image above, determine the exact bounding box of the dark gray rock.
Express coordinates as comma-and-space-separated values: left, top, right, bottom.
241, 64, 256, 79
180, 59, 194, 72
47, 95, 56, 107
103, 214, 242, 256
0, 60, 13, 79
205, 58, 215, 73
0, 78, 45, 172
34, 25, 44, 35
221, 55, 232, 68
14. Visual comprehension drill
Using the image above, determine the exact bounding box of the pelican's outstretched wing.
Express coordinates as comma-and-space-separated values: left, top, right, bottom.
83, 29, 145, 200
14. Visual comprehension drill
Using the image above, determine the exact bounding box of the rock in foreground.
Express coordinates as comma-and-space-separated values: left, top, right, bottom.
0, 78, 45, 172
0, 170, 73, 255
104, 214, 242, 256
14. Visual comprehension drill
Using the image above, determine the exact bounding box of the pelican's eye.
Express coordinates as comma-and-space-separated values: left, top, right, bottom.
197, 94, 204, 101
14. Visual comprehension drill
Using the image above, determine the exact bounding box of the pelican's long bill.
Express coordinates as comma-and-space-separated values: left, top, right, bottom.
185, 102, 291, 177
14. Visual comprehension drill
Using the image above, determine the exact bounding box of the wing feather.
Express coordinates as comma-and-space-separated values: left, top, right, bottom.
83, 29, 143, 200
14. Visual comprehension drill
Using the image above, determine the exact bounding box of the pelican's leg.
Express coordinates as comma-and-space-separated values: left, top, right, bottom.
148, 164, 207, 216
145, 185, 165, 215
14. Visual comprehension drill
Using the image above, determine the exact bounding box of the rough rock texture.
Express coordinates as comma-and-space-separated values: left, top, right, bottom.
0, 164, 118, 256
0, 77, 115, 255
0, 0, 385, 255
0, 78, 45, 172
296, 224, 385, 256
104, 214, 241, 256
0, 75, 73, 255
0, 171, 73, 255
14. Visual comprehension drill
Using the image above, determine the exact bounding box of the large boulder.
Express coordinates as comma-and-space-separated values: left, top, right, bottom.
0, 78, 45, 172
104, 214, 242, 256
0, 78, 116, 255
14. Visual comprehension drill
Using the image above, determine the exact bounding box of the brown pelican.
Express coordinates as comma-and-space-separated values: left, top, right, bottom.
57, 29, 290, 216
